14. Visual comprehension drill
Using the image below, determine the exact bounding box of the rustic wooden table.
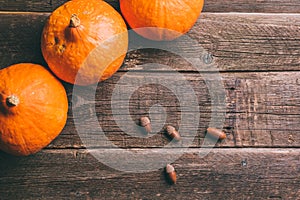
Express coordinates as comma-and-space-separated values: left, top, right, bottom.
0, 0, 300, 199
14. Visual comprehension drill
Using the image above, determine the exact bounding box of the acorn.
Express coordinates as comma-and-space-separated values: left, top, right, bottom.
165, 164, 177, 184
166, 125, 181, 141
206, 127, 226, 140
140, 116, 152, 133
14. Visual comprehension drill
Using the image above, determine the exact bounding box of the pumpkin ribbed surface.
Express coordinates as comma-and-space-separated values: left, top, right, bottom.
120, 0, 204, 41
0, 63, 68, 156
41, 0, 128, 85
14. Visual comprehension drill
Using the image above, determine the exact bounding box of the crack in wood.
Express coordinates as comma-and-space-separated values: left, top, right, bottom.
270, 131, 275, 146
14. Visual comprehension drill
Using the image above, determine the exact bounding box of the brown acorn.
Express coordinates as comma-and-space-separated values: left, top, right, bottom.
206, 127, 226, 140
140, 116, 152, 133
165, 164, 177, 184
166, 125, 181, 141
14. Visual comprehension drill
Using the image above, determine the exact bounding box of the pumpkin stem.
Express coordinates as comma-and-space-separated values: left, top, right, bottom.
6, 95, 20, 107
69, 14, 80, 28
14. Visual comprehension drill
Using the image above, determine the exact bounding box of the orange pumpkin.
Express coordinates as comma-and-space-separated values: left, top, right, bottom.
41, 0, 128, 85
0, 63, 68, 156
120, 0, 204, 41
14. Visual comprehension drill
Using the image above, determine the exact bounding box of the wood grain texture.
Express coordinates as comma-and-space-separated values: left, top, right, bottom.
0, 12, 48, 67
0, 148, 299, 200
1, 0, 300, 13
0, 2, 299, 199
43, 71, 300, 149
0, 0, 119, 12
0, 13, 299, 72
204, 0, 300, 13
0, 12, 299, 148
124, 13, 300, 72
0, 1, 299, 199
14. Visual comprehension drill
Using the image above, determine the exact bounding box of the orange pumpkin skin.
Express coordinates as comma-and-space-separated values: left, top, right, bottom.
120, 0, 204, 41
0, 63, 68, 156
41, 0, 128, 85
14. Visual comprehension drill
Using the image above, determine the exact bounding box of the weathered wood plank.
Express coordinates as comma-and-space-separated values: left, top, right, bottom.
0, 13, 299, 72
0, 12, 48, 67
204, 0, 300, 13
0, 12, 299, 149
0, 0, 120, 12
125, 13, 300, 72
44, 71, 300, 149
1, 0, 300, 13
0, 148, 299, 200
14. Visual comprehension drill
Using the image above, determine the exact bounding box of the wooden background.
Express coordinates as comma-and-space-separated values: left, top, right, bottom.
0, 0, 299, 199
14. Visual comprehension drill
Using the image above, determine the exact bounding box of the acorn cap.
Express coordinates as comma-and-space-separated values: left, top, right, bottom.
166, 125, 175, 133
166, 164, 175, 173
140, 116, 150, 127
140, 116, 152, 133
166, 125, 181, 141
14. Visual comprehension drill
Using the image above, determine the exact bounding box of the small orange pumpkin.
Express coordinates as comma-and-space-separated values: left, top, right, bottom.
41, 0, 128, 85
120, 0, 204, 41
0, 63, 68, 156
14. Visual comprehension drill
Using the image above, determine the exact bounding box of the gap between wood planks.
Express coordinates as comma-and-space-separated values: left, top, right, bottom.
1, 11, 300, 15
12, 147, 300, 154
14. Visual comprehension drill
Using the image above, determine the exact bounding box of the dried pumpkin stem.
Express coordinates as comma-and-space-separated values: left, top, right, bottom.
6, 95, 20, 107
69, 14, 80, 28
